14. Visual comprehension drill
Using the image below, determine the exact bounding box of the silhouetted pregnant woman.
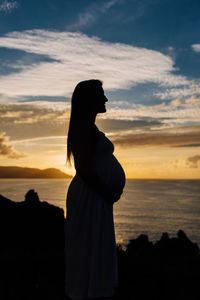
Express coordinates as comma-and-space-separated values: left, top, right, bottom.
65, 80, 126, 299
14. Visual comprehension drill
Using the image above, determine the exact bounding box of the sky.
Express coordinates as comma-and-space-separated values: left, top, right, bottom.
0, 0, 200, 179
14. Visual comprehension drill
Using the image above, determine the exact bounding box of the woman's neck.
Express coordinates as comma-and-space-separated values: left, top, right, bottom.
73, 111, 97, 125
85, 112, 97, 125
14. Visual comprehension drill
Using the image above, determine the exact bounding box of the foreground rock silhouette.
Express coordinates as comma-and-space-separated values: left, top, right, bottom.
0, 191, 199, 299
117, 232, 199, 300
0, 191, 65, 300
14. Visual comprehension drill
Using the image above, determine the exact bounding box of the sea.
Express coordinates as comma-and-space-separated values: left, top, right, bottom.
0, 178, 200, 247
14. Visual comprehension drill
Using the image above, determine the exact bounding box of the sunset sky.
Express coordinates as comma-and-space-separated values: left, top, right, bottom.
0, 0, 200, 178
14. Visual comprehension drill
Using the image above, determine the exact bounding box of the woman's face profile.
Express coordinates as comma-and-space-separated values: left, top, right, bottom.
94, 86, 108, 114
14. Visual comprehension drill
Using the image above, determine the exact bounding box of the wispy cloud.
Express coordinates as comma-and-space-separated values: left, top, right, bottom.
67, 0, 119, 30
121, 0, 153, 23
155, 82, 200, 99
0, 0, 19, 13
68, 12, 95, 30
103, 0, 118, 10
186, 155, 200, 168
0, 29, 189, 99
0, 132, 26, 158
191, 44, 200, 53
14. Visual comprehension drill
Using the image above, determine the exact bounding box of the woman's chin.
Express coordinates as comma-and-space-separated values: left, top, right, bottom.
98, 106, 106, 113
98, 109, 106, 114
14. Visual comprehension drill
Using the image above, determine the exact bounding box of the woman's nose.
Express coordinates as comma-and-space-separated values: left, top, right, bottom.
104, 96, 108, 102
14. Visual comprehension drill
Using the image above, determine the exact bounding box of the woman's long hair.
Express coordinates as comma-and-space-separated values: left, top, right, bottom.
67, 79, 103, 165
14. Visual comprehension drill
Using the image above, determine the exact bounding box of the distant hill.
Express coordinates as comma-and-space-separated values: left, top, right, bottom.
0, 166, 72, 178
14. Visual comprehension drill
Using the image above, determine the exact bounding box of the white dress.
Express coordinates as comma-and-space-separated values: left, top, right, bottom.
65, 130, 126, 300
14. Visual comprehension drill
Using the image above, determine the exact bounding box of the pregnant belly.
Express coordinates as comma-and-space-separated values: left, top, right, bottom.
93, 154, 126, 192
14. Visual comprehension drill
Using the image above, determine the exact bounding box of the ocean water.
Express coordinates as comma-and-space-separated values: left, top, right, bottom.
0, 178, 200, 246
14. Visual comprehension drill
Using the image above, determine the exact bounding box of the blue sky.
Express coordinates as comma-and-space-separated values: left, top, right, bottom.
0, 0, 200, 177
0, 0, 200, 104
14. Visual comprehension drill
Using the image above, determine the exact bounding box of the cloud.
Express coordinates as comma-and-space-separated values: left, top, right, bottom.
1, 98, 200, 143
175, 144, 200, 147
192, 44, 200, 53
155, 82, 200, 99
1, 102, 161, 141
69, 12, 96, 30
0, 29, 189, 99
168, 46, 174, 52
0, 102, 70, 140
0, 132, 26, 159
103, 0, 118, 10
186, 155, 200, 168
0, 0, 19, 13
103, 96, 200, 124
0, 102, 69, 122
67, 0, 119, 30
110, 126, 200, 148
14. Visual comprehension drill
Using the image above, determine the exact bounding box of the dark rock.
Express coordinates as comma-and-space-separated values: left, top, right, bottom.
25, 189, 40, 204
117, 231, 200, 300
177, 229, 199, 256
154, 230, 199, 257
126, 234, 153, 256
0, 190, 65, 299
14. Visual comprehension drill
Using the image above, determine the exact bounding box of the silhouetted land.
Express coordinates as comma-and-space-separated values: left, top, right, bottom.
0, 192, 199, 299
0, 166, 72, 178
